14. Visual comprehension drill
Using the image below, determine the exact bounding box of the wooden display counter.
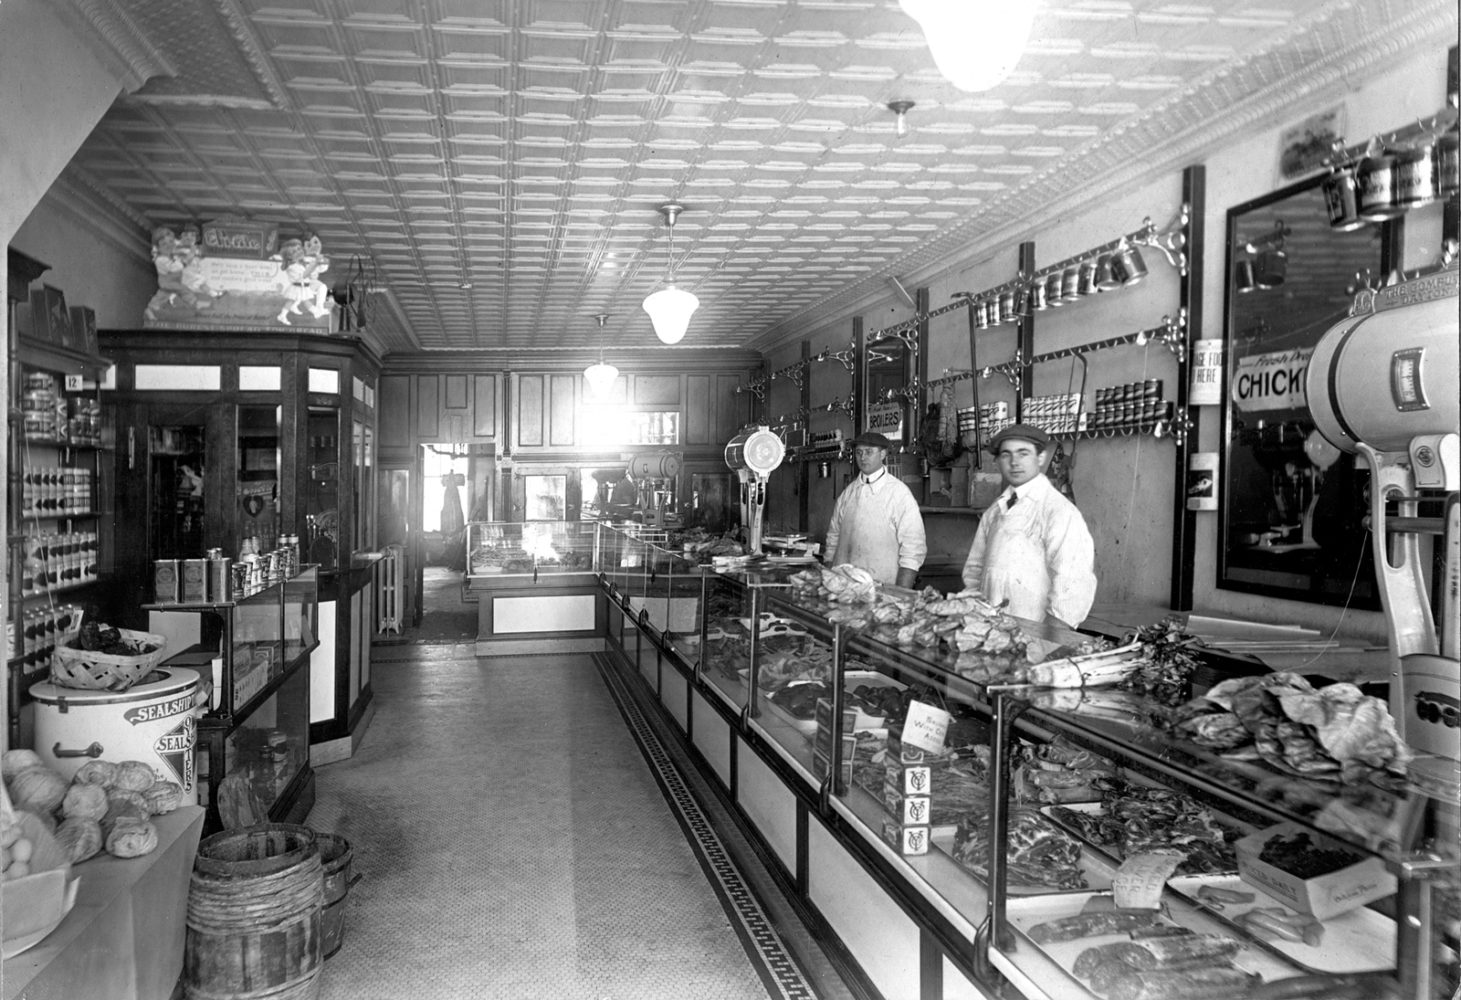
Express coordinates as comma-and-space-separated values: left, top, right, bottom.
466, 571, 604, 656
3, 806, 206, 1000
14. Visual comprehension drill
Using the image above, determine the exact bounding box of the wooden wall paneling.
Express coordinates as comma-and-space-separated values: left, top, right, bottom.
444, 374, 468, 411
416, 375, 440, 439
517, 374, 545, 447
473, 374, 497, 438
549, 374, 577, 447
378, 374, 410, 449
633, 374, 680, 407
715, 374, 744, 440
686, 375, 711, 444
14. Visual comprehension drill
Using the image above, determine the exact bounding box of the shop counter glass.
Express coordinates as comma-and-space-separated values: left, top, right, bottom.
698, 574, 1456, 998
465, 520, 597, 580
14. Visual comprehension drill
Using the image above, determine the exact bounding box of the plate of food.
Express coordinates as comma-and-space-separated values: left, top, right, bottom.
1167, 873, 1396, 974
1006, 890, 1304, 999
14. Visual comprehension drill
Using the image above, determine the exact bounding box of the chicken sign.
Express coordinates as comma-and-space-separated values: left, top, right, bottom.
1232, 347, 1315, 413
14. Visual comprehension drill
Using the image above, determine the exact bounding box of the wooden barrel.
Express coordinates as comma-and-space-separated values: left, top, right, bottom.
316, 833, 353, 959
184, 824, 323, 1000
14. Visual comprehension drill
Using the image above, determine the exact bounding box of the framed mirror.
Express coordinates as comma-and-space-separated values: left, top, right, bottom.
1217, 173, 1394, 608
862, 331, 916, 444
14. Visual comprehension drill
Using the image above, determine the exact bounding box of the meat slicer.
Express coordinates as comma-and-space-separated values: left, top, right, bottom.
724, 426, 786, 554
625, 450, 681, 527
1306, 263, 1459, 783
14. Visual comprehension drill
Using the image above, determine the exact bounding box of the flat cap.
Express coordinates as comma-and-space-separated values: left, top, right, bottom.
988, 423, 1052, 454
851, 431, 893, 450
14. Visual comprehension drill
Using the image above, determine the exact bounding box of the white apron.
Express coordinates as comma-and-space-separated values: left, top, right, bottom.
980, 504, 1051, 622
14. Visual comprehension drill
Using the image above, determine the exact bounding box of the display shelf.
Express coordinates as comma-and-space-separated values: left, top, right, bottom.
7, 329, 111, 747
145, 567, 317, 834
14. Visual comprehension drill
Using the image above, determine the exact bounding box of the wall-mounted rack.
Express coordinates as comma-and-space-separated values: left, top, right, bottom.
739, 343, 859, 397
925, 312, 1188, 392
1330, 103, 1458, 164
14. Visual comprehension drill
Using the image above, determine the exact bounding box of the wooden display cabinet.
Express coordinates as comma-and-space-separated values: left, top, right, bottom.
100, 329, 381, 759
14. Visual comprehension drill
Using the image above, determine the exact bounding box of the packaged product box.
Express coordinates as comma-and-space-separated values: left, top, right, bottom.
884, 787, 932, 826
881, 817, 930, 856
885, 760, 932, 798
1235, 822, 1396, 920
180, 558, 208, 602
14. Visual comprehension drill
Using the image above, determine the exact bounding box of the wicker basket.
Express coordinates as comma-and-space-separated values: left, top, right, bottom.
51, 629, 168, 692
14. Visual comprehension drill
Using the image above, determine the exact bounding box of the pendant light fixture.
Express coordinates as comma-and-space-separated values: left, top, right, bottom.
641, 203, 698, 345
583, 313, 619, 400
888, 100, 914, 138
898, 0, 1037, 92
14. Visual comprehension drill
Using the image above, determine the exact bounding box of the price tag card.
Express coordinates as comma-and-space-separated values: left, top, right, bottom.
900, 700, 951, 754
1112, 852, 1182, 910
64, 374, 84, 391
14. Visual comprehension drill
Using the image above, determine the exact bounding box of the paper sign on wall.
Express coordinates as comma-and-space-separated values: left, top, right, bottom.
1189, 339, 1224, 406
1187, 452, 1219, 512
900, 700, 951, 753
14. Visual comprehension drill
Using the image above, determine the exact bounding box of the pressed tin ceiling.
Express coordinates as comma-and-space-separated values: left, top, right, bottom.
58, 0, 1458, 357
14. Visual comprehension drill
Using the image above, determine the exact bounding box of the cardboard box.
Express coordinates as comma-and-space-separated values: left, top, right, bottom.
884, 788, 932, 826
885, 761, 932, 798
881, 818, 930, 856
1235, 822, 1396, 920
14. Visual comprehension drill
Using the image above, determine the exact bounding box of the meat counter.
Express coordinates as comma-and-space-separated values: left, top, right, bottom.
463, 520, 601, 654
596, 538, 1458, 1000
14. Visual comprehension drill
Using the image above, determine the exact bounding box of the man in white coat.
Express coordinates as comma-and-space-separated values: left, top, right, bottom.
823, 431, 926, 588
961, 424, 1096, 627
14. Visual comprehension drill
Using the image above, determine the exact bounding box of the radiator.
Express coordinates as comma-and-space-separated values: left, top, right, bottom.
377, 542, 405, 634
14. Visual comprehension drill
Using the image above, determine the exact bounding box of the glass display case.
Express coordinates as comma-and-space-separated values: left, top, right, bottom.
145, 566, 318, 834
465, 520, 597, 579
621, 567, 1458, 1000
304, 405, 340, 571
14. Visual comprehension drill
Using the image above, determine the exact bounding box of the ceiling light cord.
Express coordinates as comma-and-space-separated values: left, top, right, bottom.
584, 312, 619, 399
642, 203, 700, 345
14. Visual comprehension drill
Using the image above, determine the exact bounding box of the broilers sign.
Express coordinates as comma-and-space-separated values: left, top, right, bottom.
1232, 347, 1314, 413
865, 402, 905, 443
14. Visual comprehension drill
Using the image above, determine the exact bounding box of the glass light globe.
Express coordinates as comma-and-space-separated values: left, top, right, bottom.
898, 0, 1037, 92
583, 361, 619, 399
642, 285, 699, 345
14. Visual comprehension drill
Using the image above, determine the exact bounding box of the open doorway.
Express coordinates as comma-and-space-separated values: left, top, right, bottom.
411, 443, 493, 640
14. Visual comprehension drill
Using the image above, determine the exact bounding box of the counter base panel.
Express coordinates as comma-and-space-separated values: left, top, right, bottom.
661, 662, 690, 731
637, 645, 659, 692
475, 637, 605, 656
692, 689, 733, 788
944, 955, 999, 1000
809, 816, 923, 1000
310, 694, 377, 767
490, 592, 597, 633
737, 740, 800, 877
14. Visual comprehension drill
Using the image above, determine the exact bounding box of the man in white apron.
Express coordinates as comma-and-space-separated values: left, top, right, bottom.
823, 432, 927, 588
960, 424, 1096, 627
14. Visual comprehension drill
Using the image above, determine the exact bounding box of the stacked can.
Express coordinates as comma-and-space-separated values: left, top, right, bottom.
1092, 379, 1170, 430
1020, 393, 1084, 436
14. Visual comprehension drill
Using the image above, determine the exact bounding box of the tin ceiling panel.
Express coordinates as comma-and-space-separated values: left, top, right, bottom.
63, 0, 1456, 355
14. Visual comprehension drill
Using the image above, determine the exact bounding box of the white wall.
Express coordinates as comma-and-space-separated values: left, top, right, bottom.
768, 43, 1453, 642
13, 194, 153, 328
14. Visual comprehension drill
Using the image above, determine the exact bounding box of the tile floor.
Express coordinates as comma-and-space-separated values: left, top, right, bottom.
307, 640, 843, 1000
